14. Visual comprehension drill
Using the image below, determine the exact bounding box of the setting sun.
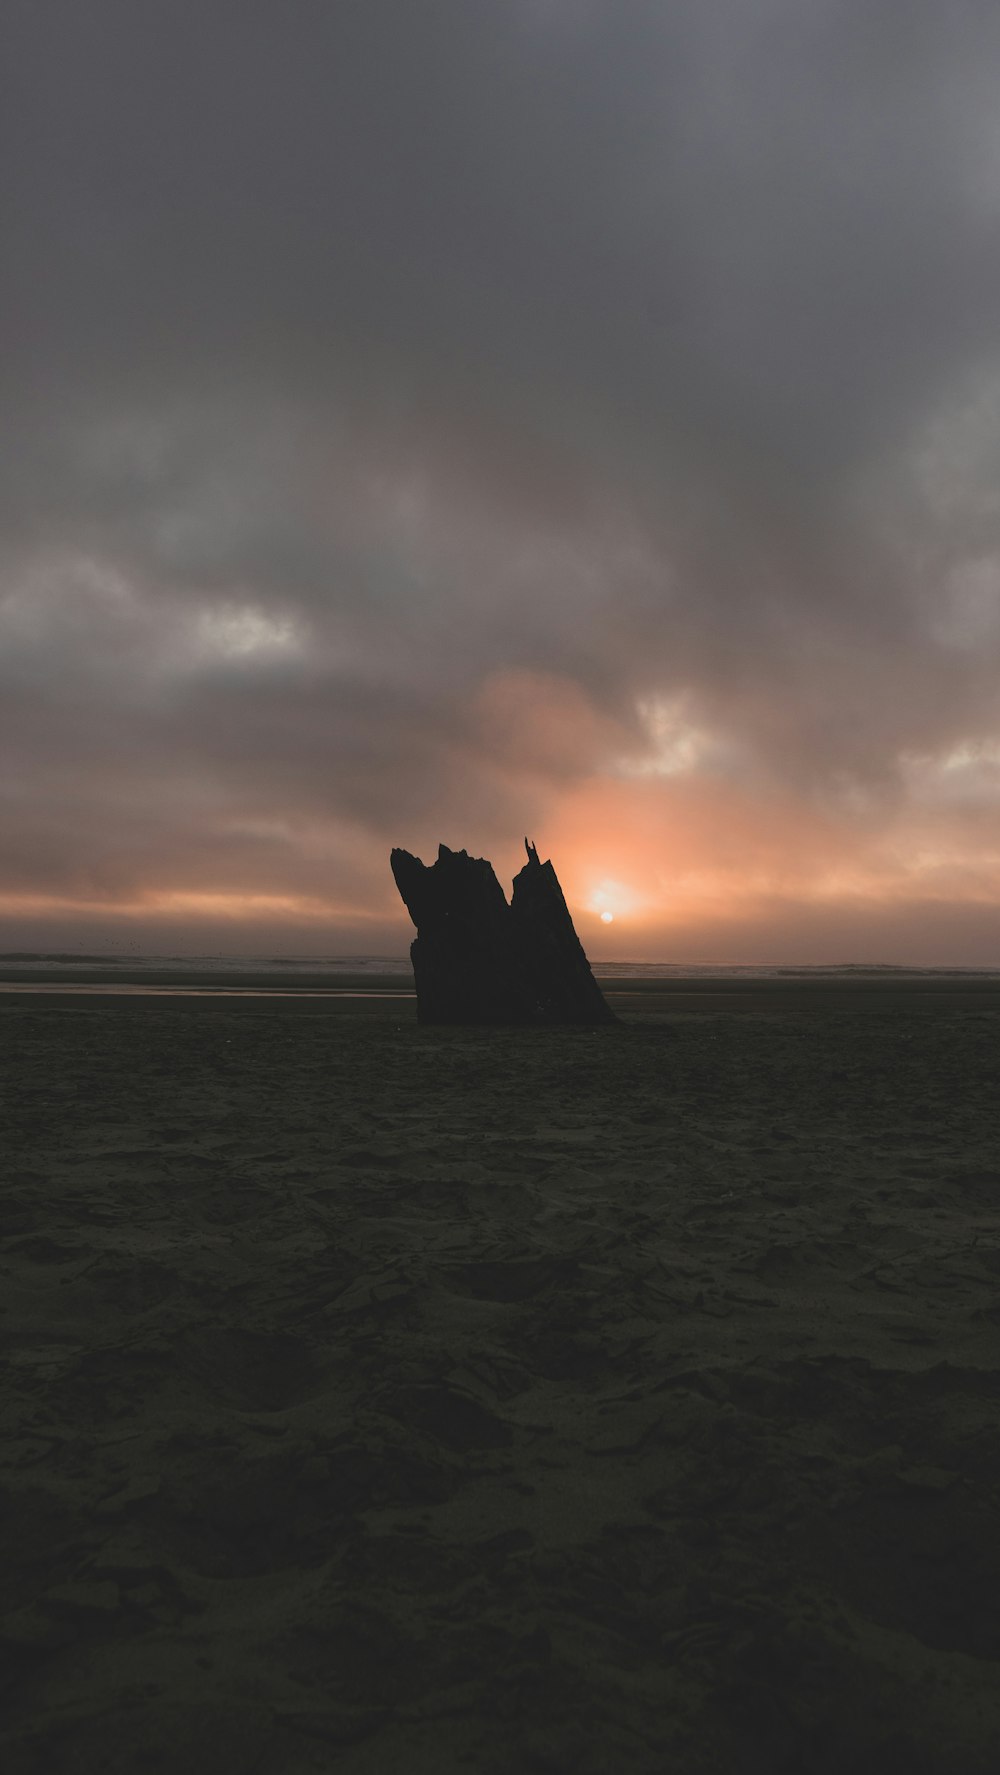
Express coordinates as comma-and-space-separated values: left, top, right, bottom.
600, 910, 614, 923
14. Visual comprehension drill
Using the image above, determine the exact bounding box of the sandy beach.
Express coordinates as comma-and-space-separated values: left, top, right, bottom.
2, 978, 999, 1772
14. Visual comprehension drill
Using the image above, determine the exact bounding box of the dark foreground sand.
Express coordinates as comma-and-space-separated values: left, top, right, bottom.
1, 980, 999, 1773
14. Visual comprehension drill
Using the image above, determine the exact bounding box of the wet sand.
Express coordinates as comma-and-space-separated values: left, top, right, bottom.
1, 980, 999, 1772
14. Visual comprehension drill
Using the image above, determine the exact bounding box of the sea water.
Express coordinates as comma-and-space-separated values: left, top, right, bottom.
2, 952, 998, 982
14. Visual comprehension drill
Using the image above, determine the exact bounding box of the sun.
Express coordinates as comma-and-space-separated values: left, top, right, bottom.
589, 877, 637, 923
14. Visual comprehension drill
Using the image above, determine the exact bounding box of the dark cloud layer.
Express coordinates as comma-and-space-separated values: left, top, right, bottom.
4, 1, 1000, 955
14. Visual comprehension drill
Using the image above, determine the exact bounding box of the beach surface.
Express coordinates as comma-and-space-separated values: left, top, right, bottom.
2, 977, 999, 1772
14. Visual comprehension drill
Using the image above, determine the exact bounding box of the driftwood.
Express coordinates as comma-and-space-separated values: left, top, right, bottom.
390, 839, 615, 1026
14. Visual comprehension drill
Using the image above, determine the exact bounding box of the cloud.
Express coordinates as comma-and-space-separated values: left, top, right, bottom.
5, 2, 1000, 955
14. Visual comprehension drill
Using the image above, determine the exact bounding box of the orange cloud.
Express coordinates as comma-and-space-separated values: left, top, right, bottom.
0, 889, 384, 924
537, 767, 1000, 959
470, 669, 629, 781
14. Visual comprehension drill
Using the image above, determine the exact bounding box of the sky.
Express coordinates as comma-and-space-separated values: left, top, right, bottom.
5, 1, 1000, 963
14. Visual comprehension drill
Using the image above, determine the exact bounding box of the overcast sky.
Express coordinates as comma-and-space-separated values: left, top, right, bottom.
5, 0, 1000, 960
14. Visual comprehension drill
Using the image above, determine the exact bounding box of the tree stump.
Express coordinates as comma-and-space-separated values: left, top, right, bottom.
390, 840, 615, 1025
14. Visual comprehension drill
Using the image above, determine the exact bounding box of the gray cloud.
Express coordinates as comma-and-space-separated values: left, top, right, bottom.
4, 1, 1000, 950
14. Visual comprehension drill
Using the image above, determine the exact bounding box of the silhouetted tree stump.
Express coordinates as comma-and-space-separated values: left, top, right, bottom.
390, 840, 615, 1026
511, 839, 614, 1025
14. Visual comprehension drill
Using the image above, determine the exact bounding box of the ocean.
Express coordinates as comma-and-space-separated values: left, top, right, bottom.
1, 952, 997, 981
